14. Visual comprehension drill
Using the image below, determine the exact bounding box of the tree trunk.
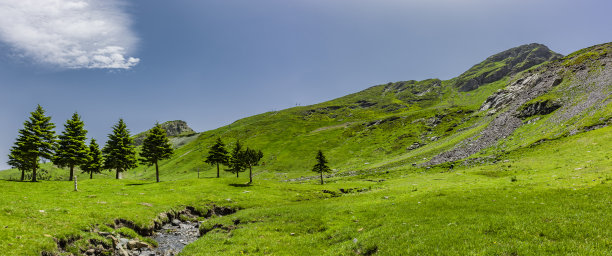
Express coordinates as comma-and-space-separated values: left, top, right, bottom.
236, 168, 239, 178
216, 163, 220, 178
116, 169, 120, 179
249, 166, 252, 184
90, 171, 93, 179
320, 172, 323, 185
155, 161, 160, 183
32, 163, 37, 182
20, 170, 24, 181
69, 164, 74, 181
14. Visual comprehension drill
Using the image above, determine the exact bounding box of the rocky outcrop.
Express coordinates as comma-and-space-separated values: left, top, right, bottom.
427, 43, 612, 166
133, 120, 196, 146
479, 72, 550, 113
516, 99, 562, 118
161, 120, 195, 137
455, 43, 562, 92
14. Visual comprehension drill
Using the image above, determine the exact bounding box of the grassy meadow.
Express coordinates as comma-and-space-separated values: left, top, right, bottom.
1, 43, 610, 255
1, 126, 610, 255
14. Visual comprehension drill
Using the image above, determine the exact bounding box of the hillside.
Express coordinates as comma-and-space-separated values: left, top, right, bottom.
0, 42, 610, 256
2, 43, 609, 183
121, 42, 610, 181
1, 113, 610, 255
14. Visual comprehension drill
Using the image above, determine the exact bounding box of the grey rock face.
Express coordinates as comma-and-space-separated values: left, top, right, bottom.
133, 120, 196, 146
161, 120, 195, 137
516, 99, 562, 118
427, 44, 612, 165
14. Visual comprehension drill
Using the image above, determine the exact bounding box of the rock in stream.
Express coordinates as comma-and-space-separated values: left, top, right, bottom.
134, 220, 201, 256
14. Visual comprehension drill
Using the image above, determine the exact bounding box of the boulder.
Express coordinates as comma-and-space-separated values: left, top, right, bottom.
517, 99, 561, 118
127, 240, 150, 250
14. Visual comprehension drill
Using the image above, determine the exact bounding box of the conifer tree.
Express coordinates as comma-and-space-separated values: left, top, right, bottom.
82, 138, 103, 179
312, 150, 331, 185
7, 105, 56, 182
53, 112, 89, 181
139, 122, 174, 182
226, 140, 246, 178
7, 151, 29, 181
102, 119, 138, 179
243, 147, 263, 184
205, 138, 230, 178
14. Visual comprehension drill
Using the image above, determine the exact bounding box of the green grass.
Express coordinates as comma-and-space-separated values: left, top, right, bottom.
2, 44, 592, 184
1, 42, 610, 255
184, 126, 612, 255
1, 126, 610, 255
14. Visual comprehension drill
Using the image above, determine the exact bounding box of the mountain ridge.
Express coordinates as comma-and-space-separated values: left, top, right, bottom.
2, 42, 609, 182
114, 42, 610, 181
454, 43, 563, 91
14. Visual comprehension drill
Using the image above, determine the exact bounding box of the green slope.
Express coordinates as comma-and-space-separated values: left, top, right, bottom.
124, 43, 610, 181
1, 124, 609, 255
2, 43, 609, 184
1, 42, 611, 256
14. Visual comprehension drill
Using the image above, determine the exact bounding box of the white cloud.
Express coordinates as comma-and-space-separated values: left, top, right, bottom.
0, 0, 139, 69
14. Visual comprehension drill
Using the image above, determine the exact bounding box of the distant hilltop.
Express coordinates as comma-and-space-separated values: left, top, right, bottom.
133, 120, 196, 146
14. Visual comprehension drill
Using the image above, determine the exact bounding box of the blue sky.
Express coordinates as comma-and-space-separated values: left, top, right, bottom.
1, 0, 611, 169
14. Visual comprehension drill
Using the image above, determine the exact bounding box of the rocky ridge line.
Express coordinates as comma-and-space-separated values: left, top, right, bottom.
427, 43, 612, 165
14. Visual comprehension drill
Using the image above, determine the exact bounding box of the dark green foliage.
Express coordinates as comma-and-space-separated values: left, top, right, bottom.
139, 123, 174, 182
205, 138, 230, 178
53, 112, 89, 181
102, 119, 138, 179
312, 150, 331, 184
226, 140, 246, 178
243, 147, 263, 184
23, 169, 50, 181
7, 151, 30, 181
7, 105, 56, 182
81, 139, 103, 179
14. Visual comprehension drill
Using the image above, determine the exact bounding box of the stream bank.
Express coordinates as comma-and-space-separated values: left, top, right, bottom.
114, 205, 236, 256
46, 205, 237, 256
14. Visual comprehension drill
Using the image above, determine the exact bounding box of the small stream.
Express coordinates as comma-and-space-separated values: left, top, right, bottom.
51, 206, 236, 256
81, 206, 237, 256
131, 219, 202, 256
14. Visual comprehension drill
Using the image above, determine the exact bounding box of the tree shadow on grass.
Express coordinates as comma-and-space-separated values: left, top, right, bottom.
229, 183, 252, 187
0, 179, 32, 182
125, 183, 151, 186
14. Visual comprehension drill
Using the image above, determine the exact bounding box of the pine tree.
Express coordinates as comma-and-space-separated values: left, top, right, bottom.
226, 140, 246, 178
53, 112, 89, 181
81, 138, 103, 179
139, 122, 174, 183
7, 105, 56, 182
7, 150, 29, 181
205, 138, 230, 178
102, 119, 138, 179
312, 150, 331, 185
243, 147, 263, 184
